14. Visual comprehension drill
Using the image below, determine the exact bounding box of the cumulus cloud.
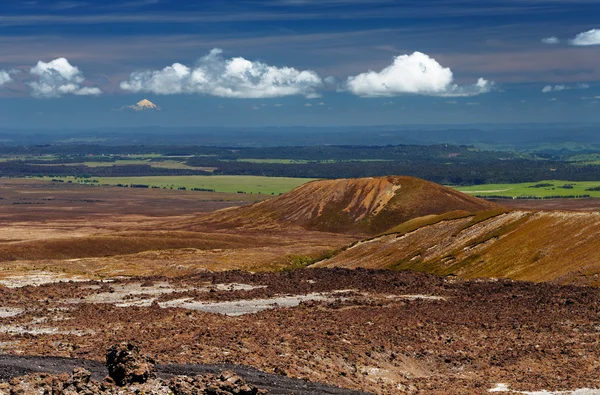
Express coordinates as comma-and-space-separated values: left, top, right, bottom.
120, 48, 323, 99
541, 36, 560, 44
541, 83, 590, 93
570, 29, 600, 46
0, 70, 12, 87
28, 58, 102, 98
345, 52, 493, 97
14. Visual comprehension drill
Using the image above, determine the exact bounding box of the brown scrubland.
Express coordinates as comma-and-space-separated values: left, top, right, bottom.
1, 177, 600, 394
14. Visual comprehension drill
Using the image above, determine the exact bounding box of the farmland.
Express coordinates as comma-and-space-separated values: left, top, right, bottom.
454, 180, 600, 198
40, 175, 316, 195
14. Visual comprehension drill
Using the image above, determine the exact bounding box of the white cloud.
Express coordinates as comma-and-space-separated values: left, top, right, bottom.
541, 36, 560, 44
324, 76, 337, 86
345, 52, 493, 97
570, 29, 600, 46
0, 70, 12, 87
541, 83, 590, 93
120, 48, 323, 99
28, 58, 102, 98
542, 84, 565, 93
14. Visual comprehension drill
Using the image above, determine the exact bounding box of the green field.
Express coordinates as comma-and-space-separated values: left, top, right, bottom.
454, 180, 600, 198
235, 158, 393, 164
84, 160, 213, 171
0, 155, 58, 162
43, 175, 315, 195
567, 153, 600, 165
236, 158, 313, 164
36, 159, 215, 171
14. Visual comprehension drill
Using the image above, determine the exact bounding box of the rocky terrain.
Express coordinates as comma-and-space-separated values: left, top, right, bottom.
1, 177, 600, 394
1, 342, 269, 394
1, 269, 600, 394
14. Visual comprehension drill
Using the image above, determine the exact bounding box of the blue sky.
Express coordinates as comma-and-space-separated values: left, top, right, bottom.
0, 0, 599, 128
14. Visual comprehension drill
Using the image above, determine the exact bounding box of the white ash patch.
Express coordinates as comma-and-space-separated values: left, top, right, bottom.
0, 323, 93, 336
385, 294, 446, 301
0, 273, 89, 288
65, 282, 266, 307
0, 307, 23, 318
489, 383, 600, 394
159, 292, 343, 316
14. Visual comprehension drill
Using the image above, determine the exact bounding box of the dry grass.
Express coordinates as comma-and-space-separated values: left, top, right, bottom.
0, 179, 355, 279
318, 209, 600, 286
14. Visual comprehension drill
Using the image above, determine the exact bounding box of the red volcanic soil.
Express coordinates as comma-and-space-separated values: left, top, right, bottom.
1, 269, 600, 394
197, 176, 501, 235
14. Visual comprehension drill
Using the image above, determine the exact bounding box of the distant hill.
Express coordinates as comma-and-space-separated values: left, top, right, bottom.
313, 209, 600, 286
200, 176, 501, 235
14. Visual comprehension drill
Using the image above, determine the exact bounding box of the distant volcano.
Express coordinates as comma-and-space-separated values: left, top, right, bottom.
123, 99, 160, 112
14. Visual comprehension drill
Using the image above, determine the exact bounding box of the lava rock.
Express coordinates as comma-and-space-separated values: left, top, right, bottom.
105, 342, 156, 386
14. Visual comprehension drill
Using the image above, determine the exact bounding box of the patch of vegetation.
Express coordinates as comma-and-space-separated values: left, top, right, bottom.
456, 208, 509, 233
282, 250, 336, 271
284, 255, 315, 270
456, 180, 600, 198
528, 183, 554, 188
1, 144, 600, 185
379, 210, 474, 238
38, 175, 315, 195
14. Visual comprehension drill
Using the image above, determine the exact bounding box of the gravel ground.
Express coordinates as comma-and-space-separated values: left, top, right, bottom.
1, 269, 600, 394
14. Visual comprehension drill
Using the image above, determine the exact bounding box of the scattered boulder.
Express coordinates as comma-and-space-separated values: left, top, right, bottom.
0, 369, 103, 394
0, 345, 268, 394
168, 371, 267, 395
105, 342, 156, 386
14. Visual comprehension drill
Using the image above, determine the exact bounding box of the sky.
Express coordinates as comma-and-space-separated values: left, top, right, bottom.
0, 0, 600, 128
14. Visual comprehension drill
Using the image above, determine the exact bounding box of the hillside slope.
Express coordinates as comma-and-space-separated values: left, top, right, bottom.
198, 176, 501, 235
314, 209, 600, 286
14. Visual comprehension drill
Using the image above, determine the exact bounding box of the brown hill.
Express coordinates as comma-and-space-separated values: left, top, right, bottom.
199, 176, 501, 235
313, 209, 600, 286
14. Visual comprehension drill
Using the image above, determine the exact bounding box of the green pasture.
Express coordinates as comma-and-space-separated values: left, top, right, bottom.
566, 153, 600, 165
235, 158, 393, 164
454, 180, 600, 198
42, 175, 315, 195
0, 155, 58, 162
37, 159, 214, 171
